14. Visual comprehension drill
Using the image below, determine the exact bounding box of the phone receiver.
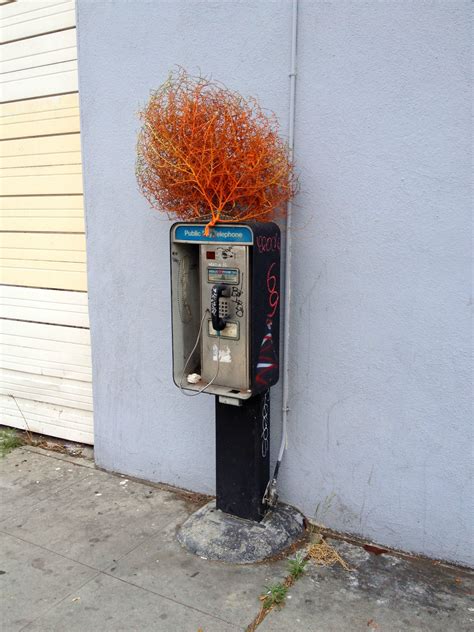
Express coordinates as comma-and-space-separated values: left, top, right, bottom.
211, 284, 230, 331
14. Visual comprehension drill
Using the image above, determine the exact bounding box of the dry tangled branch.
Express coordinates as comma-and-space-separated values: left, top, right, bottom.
136, 69, 296, 234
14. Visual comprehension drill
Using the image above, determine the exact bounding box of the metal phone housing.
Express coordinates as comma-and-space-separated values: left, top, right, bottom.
170, 222, 280, 400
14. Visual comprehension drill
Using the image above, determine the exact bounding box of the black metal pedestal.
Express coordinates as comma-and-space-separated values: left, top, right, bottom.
215, 390, 270, 522
178, 389, 305, 562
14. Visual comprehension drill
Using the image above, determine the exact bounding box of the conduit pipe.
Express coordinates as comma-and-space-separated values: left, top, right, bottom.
265, 0, 298, 506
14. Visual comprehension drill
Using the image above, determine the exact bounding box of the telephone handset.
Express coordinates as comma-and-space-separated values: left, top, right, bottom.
211, 284, 230, 331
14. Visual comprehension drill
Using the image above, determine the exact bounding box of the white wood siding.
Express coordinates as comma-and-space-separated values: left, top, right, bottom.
0, 285, 90, 327
1, 2, 78, 101
0, 0, 93, 444
1, 0, 76, 41
0, 396, 93, 444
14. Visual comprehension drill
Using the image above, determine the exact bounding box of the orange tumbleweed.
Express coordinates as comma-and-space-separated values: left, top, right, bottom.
136, 69, 296, 235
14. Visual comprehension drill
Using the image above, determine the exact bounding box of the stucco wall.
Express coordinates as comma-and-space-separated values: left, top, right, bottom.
77, 0, 472, 566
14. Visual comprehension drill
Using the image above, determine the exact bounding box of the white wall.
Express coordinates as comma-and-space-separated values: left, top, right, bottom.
77, 0, 472, 566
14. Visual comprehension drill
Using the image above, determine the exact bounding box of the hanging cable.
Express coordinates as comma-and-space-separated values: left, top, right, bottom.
179, 309, 222, 397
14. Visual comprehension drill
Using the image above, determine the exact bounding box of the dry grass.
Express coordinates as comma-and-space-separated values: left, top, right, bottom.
307, 535, 353, 571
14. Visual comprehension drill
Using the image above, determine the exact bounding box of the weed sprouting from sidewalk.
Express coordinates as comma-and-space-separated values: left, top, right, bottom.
2, 395, 84, 458
246, 536, 353, 631
288, 551, 308, 579
0, 429, 23, 457
246, 552, 308, 631
261, 582, 288, 610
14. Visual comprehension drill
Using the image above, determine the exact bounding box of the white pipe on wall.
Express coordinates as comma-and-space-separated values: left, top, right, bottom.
280, 0, 298, 461
266, 0, 298, 502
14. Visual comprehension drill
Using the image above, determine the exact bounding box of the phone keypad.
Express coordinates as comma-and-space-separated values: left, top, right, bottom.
219, 299, 230, 319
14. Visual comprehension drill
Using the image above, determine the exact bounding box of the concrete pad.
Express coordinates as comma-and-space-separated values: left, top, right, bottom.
1, 467, 190, 570
21, 572, 238, 632
107, 519, 288, 628
258, 539, 474, 632
0, 448, 94, 523
0, 531, 97, 632
178, 501, 306, 563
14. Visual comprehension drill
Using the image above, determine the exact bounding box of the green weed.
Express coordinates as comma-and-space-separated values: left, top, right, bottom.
287, 552, 308, 579
0, 429, 23, 457
261, 582, 288, 610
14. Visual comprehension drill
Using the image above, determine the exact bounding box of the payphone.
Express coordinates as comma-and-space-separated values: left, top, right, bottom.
170, 221, 280, 521
170, 222, 281, 402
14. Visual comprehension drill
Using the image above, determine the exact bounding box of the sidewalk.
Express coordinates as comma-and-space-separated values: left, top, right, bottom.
1, 446, 472, 631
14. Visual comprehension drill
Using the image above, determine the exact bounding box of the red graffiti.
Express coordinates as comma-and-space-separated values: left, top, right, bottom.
256, 262, 280, 387
266, 262, 279, 319
257, 233, 280, 254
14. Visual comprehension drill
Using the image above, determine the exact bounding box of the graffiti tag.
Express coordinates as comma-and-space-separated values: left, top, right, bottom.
257, 233, 281, 254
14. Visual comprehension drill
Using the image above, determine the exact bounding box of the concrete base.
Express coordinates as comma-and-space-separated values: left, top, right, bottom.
177, 501, 306, 564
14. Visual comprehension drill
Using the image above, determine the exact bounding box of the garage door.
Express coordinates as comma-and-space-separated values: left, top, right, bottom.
0, 0, 93, 444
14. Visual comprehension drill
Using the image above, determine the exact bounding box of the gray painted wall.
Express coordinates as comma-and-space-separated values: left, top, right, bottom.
77, 0, 472, 566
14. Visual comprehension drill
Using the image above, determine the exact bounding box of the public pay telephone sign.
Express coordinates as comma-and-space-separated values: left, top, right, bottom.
170, 222, 281, 402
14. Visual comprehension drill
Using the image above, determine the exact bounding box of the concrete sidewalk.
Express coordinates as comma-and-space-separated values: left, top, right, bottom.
0, 446, 472, 631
